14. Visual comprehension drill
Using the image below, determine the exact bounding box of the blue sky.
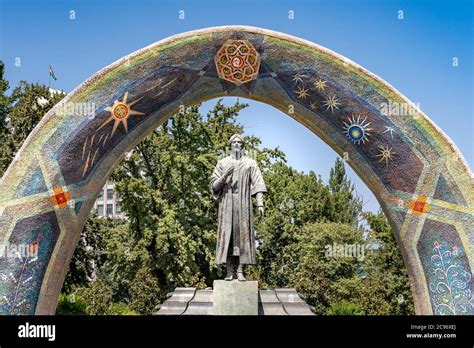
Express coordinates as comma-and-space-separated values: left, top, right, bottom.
1, 0, 472, 212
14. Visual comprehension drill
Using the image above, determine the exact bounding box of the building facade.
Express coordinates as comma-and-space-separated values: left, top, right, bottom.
93, 180, 126, 219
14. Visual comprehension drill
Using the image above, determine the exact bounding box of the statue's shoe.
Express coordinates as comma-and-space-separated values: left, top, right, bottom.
237, 272, 245, 282
225, 272, 233, 281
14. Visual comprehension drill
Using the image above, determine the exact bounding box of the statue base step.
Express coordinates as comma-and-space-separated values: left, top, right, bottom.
213, 280, 258, 315
154, 285, 315, 315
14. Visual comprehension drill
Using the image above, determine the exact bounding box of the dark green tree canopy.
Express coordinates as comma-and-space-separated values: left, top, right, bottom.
0, 63, 65, 175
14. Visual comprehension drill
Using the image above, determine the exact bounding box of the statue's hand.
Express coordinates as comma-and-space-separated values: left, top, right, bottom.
258, 206, 264, 217
224, 166, 234, 178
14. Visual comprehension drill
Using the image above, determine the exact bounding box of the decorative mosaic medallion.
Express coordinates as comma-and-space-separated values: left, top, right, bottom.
214, 39, 260, 85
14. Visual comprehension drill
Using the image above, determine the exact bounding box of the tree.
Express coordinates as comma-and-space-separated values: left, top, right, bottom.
255, 158, 364, 289
56, 293, 87, 315
0, 61, 12, 175
255, 163, 328, 287
0, 62, 65, 176
78, 279, 115, 315
128, 267, 162, 314
286, 222, 366, 314
326, 300, 363, 315
328, 157, 362, 226
62, 213, 110, 293
362, 211, 415, 315
8, 81, 65, 147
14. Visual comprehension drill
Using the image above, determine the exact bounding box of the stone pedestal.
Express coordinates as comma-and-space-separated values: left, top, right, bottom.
213, 280, 258, 315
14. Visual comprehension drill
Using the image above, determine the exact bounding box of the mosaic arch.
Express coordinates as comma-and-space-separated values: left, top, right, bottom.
0, 26, 473, 315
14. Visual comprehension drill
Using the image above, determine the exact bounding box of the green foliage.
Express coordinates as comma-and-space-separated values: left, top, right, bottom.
255, 160, 363, 288
55, 293, 87, 315
128, 267, 162, 314
62, 213, 110, 292
328, 158, 362, 225
0, 61, 11, 175
56, 292, 138, 315
0, 62, 10, 152
111, 302, 139, 315
78, 279, 115, 315
0, 67, 65, 176
326, 300, 363, 315
361, 211, 415, 315
281, 222, 366, 314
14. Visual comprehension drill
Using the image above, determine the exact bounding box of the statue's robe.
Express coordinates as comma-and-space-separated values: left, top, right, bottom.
210, 155, 266, 264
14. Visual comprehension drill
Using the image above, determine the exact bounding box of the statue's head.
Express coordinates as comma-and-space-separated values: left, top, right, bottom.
228, 134, 244, 152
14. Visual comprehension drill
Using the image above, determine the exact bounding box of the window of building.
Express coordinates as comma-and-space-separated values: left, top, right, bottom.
116, 203, 122, 213
107, 204, 113, 216
97, 204, 104, 216
107, 189, 113, 200
107, 204, 114, 216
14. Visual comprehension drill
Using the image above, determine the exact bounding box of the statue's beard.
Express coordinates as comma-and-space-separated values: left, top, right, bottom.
232, 148, 243, 159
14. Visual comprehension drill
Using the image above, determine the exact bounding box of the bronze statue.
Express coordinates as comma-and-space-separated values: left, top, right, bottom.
210, 134, 266, 281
